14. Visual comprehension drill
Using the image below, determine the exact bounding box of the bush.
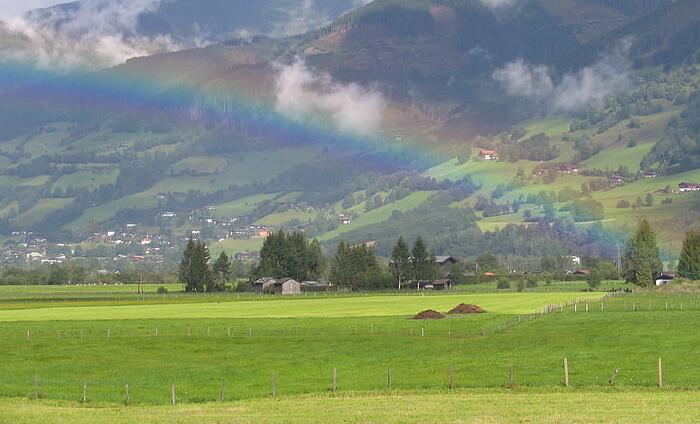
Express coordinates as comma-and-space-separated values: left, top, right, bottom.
496, 280, 510, 290
516, 280, 526, 292
616, 199, 631, 208
156, 286, 168, 294
235, 281, 253, 292
525, 275, 538, 288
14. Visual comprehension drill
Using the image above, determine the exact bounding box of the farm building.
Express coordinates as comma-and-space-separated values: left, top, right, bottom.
252, 277, 277, 294
655, 272, 676, 286
416, 279, 454, 290
479, 149, 499, 161
252, 277, 302, 295
435, 255, 457, 276
609, 175, 625, 185
558, 164, 580, 175
679, 182, 700, 193
275, 278, 302, 295
301, 280, 329, 291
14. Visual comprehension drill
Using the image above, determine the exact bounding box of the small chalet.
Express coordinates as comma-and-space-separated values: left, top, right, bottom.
558, 164, 580, 175
479, 149, 499, 161
235, 251, 260, 262
431, 279, 454, 291
416, 279, 454, 291
435, 255, 457, 276
655, 272, 676, 286
609, 175, 625, 185
337, 214, 352, 225
643, 171, 658, 179
534, 168, 549, 177
679, 182, 700, 193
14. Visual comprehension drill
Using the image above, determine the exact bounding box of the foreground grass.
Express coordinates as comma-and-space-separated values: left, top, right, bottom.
0, 292, 602, 320
1, 293, 699, 404
1, 390, 698, 423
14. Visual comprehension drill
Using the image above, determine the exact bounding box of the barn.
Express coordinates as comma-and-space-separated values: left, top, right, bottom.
275, 278, 302, 295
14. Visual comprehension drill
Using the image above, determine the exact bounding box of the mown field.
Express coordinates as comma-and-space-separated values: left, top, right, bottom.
0, 285, 699, 418
1, 390, 698, 423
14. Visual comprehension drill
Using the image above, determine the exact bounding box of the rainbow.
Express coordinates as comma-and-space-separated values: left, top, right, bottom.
0, 58, 442, 171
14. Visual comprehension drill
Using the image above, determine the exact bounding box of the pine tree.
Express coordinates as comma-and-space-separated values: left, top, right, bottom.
622, 219, 662, 286
678, 231, 700, 280
412, 237, 436, 281
391, 237, 410, 289
178, 238, 196, 292
330, 241, 352, 287
213, 251, 232, 290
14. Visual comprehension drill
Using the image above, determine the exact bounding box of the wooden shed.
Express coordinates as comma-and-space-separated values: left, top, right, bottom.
274, 278, 301, 295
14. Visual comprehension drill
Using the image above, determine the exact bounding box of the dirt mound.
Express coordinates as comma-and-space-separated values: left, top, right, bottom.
412, 310, 445, 320
447, 304, 486, 314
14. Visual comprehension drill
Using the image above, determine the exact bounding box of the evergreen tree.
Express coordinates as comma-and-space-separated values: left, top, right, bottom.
391, 237, 411, 289
412, 237, 437, 281
194, 240, 213, 292
307, 239, 325, 281
213, 251, 232, 290
178, 238, 196, 292
254, 231, 323, 281
330, 241, 352, 287
622, 219, 662, 286
678, 231, 700, 280
178, 238, 214, 293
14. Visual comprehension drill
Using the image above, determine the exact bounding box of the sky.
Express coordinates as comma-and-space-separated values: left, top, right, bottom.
0, 0, 63, 20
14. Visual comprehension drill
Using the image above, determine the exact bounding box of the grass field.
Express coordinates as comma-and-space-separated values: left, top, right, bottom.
319, 191, 435, 241
1, 282, 699, 424
213, 193, 280, 217
1, 390, 698, 423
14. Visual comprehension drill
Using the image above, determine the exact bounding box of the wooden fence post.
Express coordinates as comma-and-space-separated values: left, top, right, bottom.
33, 376, 40, 400
508, 365, 515, 387
332, 368, 337, 393
171, 384, 176, 405
271, 372, 277, 396
387, 369, 392, 389
563, 357, 570, 387
83, 382, 87, 403
125, 384, 129, 406
658, 358, 664, 388
449, 367, 455, 390
220, 382, 227, 402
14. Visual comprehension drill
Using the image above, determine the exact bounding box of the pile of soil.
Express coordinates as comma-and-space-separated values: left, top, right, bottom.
447, 304, 486, 314
412, 310, 445, 320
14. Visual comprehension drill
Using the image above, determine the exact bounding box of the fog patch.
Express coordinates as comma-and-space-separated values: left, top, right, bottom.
275, 58, 386, 136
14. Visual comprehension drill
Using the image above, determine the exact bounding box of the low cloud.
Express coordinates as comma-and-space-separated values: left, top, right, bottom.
275, 0, 375, 37
0, 0, 204, 71
480, 0, 518, 9
274, 58, 386, 136
493, 39, 633, 113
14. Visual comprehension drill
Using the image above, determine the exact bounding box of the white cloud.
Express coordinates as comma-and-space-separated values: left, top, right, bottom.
493, 39, 633, 113
0, 0, 62, 20
275, 58, 386, 136
480, 0, 518, 9
0, 0, 203, 71
275, 0, 375, 37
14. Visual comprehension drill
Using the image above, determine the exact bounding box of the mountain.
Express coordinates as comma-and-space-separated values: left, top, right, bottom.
0, 0, 699, 264
25, 0, 372, 43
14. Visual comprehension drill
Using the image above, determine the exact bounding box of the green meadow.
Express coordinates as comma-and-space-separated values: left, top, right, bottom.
0, 285, 699, 417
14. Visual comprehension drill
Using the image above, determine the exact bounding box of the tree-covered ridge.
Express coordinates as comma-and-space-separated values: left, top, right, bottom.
643, 90, 700, 173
